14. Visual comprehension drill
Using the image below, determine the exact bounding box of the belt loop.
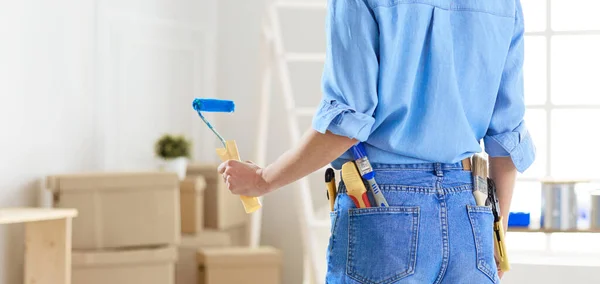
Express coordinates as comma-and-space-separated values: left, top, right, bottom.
434, 163, 443, 177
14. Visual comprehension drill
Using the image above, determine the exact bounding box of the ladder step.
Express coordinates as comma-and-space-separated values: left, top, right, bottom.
285, 53, 326, 63
275, 1, 327, 9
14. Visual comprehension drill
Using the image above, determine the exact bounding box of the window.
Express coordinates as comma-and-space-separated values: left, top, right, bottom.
509, 0, 600, 255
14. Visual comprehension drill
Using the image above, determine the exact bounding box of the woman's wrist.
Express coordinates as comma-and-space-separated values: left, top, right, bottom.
252, 130, 357, 195
257, 167, 273, 193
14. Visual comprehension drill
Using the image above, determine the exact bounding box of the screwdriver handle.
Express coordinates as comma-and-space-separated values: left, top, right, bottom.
348, 191, 371, 208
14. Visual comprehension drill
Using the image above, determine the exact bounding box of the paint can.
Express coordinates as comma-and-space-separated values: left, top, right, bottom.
541, 181, 578, 230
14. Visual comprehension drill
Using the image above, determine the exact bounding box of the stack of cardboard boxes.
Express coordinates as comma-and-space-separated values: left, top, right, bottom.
46, 172, 181, 284
47, 165, 282, 284
184, 164, 249, 245
176, 168, 233, 284
184, 164, 282, 284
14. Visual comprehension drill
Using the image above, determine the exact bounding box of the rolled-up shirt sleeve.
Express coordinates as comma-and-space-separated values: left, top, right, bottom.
484, 0, 536, 173
311, 0, 379, 142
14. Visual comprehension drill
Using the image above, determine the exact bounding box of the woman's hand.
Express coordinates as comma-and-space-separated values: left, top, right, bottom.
217, 129, 356, 198
217, 160, 271, 197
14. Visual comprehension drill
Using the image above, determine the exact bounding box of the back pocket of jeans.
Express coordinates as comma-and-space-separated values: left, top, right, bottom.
347, 207, 419, 284
467, 205, 499, 283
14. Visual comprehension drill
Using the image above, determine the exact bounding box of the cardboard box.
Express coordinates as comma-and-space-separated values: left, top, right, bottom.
47, 172, 181, 250
180, 176, 206, 234
225, 223, 248, 247
197, 246, 282, 284
176, 231, 232, 284
186, 164, 247, 230
72, 246, 176, 284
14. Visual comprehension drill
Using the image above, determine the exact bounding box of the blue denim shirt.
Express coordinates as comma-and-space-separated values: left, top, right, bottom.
312, 0, 536, 172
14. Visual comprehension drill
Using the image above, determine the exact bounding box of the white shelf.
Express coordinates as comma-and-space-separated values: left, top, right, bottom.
508, 228, 600, 233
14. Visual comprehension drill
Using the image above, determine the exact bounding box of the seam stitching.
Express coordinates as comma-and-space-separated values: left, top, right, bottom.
370, 1, 514, 19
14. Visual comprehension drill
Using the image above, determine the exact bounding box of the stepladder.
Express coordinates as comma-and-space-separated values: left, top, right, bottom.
259, 1, 332, 283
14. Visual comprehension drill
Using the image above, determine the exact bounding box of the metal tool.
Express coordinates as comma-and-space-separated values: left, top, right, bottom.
487, 178, 510, 272
325, 168, 337, 211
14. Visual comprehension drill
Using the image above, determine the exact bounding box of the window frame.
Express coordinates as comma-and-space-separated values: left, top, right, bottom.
521, 0, 600, 182
508, 0, 600, 258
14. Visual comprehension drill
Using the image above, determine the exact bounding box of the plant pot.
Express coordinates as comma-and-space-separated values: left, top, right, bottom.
161, 157, 188, 180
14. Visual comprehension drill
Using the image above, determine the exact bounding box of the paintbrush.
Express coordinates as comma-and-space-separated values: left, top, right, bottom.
471, 154, 488, 206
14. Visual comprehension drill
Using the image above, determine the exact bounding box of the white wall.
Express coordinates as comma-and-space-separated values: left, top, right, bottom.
0, 1, 216, 283
0, 2, 98, 283
96, 0, 218, 169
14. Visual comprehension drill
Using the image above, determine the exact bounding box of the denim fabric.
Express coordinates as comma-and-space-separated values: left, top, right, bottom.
326, 163, 500, 284
312, 0, 536, 173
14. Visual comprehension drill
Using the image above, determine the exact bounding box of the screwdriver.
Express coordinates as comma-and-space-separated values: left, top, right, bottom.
341, 161, 371, 208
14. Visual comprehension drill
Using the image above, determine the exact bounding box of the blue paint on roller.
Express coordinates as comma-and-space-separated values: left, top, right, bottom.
193, 98, 235, 113
192, 98, 235, 147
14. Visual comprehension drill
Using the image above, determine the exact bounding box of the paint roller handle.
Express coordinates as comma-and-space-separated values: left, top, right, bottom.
216, 140, 262, 213
192, 98, 236, 148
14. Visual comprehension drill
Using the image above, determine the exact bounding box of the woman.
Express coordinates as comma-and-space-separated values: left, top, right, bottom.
219, 0, 535, 283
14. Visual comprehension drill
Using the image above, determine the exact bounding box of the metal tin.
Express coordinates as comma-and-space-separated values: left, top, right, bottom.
591, 191, 600, 230
541, 182, 578, 230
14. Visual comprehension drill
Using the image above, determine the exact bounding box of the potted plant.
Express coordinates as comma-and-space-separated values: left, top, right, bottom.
155, 134, 191, 180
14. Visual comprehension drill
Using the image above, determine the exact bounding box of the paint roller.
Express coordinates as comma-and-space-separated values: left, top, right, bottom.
192, 98, 262, 213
